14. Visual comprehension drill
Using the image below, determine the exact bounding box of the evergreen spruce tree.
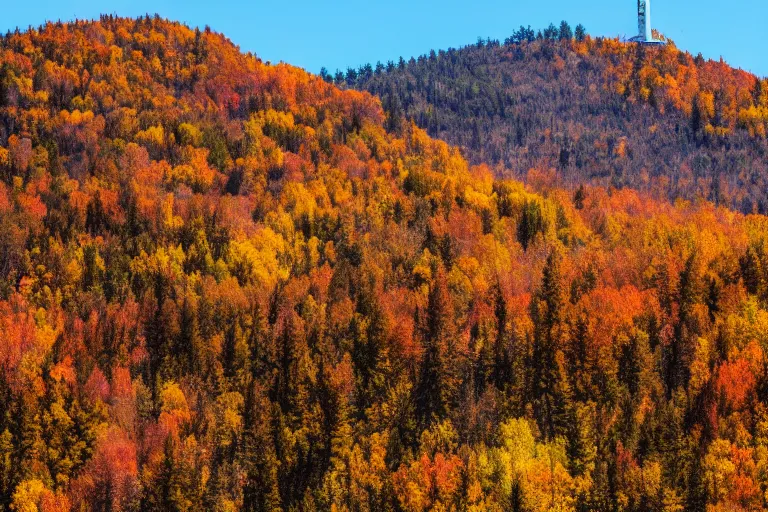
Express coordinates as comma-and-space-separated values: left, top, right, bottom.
241, 384, 282, 512
530, 249, 571, 439
416, 267, 456, 430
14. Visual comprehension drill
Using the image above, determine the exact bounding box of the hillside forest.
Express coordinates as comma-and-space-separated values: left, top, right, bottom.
1, 14, 768, 512
342, 22, 768, 215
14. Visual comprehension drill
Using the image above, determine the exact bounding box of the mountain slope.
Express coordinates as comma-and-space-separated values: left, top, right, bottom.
348, 32, 768, 212
2, 16, 768, 512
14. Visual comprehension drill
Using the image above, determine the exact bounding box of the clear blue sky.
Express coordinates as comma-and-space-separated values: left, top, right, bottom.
3, 0, 767, 78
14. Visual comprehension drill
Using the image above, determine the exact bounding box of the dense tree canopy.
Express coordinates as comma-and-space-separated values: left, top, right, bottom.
1, 15, 768, 512
346, 24, 768, 214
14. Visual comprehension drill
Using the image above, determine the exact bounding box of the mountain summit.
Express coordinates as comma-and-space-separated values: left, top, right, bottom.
347, 28, 768, 212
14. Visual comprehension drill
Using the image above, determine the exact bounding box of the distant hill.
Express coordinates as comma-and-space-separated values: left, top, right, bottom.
342, 25, 768, 212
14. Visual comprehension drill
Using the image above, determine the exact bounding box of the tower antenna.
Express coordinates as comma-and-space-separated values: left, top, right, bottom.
629, 0, 665, 45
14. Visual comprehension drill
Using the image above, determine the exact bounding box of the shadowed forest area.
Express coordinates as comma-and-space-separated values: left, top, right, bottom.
343, 23, 768, 214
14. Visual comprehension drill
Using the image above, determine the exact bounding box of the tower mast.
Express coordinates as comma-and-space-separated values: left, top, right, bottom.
644, 0, 653, 41
630, 0, 665, 45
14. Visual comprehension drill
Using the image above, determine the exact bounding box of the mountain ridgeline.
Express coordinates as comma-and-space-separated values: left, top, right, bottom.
337, 23, 768, 213
3, 15, 768, 512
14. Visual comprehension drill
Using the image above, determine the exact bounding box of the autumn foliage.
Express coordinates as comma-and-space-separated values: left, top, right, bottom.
2, 15, 768, 512
353, 28, 768, 214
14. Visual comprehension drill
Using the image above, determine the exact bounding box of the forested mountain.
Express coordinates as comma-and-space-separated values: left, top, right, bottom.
344, 24, 768, 214
3, 15, 768, 512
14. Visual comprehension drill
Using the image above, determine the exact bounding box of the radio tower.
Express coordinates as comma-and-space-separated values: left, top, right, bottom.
629, 0, 665, 44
